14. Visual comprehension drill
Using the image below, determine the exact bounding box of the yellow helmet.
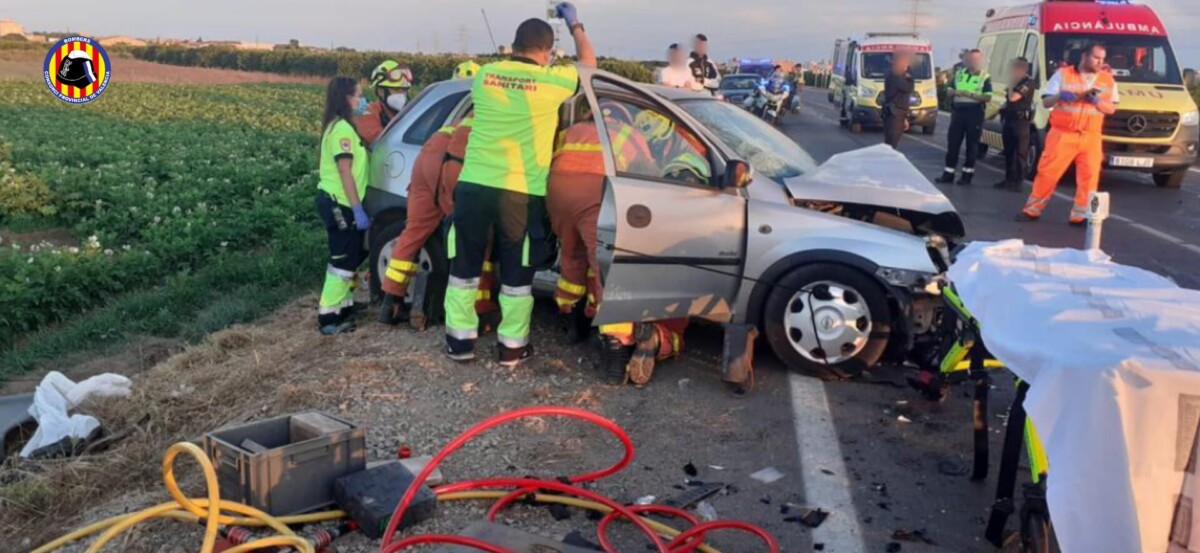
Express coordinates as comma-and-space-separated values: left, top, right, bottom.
634, 110, 674, 143
371, 60, 413, 89
454, 60, 481, 80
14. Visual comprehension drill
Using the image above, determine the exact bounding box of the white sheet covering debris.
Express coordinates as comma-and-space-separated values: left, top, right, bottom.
949, 240, 1200, 553
20, 371, 132, 457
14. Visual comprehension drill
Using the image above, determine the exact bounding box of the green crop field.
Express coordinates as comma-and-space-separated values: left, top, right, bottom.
0, 81, 328, 378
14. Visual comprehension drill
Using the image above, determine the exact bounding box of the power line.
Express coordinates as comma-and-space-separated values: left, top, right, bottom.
908, 0, 930, 34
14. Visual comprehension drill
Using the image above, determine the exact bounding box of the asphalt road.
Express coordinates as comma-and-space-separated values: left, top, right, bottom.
631, 89, 1200, 553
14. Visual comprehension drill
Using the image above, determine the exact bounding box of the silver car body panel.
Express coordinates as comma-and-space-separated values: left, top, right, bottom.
782, 144, 957, 217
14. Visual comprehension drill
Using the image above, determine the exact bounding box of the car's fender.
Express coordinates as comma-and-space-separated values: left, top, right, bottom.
735, 198, 939, 326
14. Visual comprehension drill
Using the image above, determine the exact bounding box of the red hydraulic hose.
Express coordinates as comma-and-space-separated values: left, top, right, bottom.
666, 520, 781, 553
381, 534, 512, 553
484, 488, 541, 521
434, 477, 669, 552
377, 407, 638, 552
596, 505, 701, 552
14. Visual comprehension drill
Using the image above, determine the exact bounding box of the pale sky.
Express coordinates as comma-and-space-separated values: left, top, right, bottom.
4, 0, 1199, 67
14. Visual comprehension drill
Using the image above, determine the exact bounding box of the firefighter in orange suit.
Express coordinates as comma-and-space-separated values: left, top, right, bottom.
1017, 43, 1118, 225
356, 60, 413, 145
549, 105, 687, 386
380, 117, 497, 325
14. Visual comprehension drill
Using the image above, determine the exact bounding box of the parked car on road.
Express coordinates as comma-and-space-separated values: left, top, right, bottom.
717, 73, 761, 106
364, 68, 963, 376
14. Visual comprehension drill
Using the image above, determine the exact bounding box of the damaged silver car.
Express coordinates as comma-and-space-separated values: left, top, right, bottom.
364, 67, 962, 376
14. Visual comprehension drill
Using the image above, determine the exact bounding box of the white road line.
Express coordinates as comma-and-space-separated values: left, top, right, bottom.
1189, 167, 1200, 175
789, 374, 865, 553
1127, 222, 1185, 244
1184, 244, 1200, 255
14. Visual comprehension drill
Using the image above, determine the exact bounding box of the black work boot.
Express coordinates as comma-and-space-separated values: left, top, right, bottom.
498, 344, 534, 368
626, 324, 661, 387
934, 170, 956, 184
957, 172, 974, 185
378, 294, 408, 326
600, 334, 634, 384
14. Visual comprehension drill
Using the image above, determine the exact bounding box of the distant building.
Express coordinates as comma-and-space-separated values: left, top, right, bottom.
0, 18, 29, 39
236, 42, 274, 51
100, 35, 146, 47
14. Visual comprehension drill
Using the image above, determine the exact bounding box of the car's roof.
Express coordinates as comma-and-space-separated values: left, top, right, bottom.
422, 74, 719, 105
723, 73, 761, 80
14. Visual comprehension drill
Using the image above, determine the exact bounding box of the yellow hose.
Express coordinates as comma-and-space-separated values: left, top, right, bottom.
33, 442, 344, 553
38, 444, 719, 553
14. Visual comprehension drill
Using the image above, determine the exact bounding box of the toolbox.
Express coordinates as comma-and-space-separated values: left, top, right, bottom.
204, 411, 366, 516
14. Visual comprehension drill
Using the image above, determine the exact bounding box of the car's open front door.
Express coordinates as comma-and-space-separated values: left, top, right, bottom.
578, 68, 747, 326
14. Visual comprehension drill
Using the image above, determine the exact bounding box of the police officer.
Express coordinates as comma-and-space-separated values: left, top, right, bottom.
443, 3, 596, 366
936, 49, 992, 185
882, 50, 914, 149
995, 58, 1035, 191
689, 34, 721, 95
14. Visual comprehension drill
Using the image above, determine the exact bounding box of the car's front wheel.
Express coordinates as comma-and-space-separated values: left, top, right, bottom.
368, 219, 449, 325
763, 263, 892, 379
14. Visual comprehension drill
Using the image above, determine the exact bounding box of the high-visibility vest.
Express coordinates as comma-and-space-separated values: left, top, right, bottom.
552, 121, 651, 176
1048, 66, 1115, 134
954, 69, 989, 93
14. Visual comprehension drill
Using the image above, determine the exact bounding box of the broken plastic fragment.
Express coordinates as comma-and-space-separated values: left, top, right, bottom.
750, 467, 785, 484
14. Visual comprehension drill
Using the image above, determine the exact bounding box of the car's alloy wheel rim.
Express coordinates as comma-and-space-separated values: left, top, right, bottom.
378, 236, 434, 296
784, 280, 872, 365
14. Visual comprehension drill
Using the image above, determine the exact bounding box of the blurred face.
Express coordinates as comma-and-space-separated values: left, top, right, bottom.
1011, 62, 1029, 80
347, 84, 363, 111
967, 51, 984, 71
669, 48, 685, 66
1081, 46, 1106, 72
894, 52, 912, 72
694, 39, 708, 56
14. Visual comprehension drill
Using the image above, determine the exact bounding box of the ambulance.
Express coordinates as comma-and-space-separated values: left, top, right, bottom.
829, 33, 940, 134
976, 0, 1198, 188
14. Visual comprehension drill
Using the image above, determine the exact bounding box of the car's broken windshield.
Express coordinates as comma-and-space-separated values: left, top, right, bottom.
677, 99, 817, 181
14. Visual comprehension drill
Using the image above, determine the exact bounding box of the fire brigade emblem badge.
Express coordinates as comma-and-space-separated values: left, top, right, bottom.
43, 36, 111, 104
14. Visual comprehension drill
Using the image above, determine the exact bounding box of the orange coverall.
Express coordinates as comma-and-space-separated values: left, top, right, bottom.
383, 119, 496, 312
1022, 66, 1117, 224
548, 119, 686, 361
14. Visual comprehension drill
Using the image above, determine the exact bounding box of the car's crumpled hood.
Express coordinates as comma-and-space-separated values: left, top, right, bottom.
783, 144, 958, 217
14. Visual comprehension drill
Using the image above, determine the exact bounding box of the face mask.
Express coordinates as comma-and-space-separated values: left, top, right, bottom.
354, 96, 368, 116
386, 93, 408, 111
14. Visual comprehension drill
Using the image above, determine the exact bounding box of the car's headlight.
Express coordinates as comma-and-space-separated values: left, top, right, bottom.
876, 266, 936, 289
1181, 110, 1199, 127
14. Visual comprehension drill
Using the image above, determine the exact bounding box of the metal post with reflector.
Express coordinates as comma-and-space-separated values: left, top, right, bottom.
1085, 191, 1110, 251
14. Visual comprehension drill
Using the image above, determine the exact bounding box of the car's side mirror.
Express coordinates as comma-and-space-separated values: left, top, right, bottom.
726, 160, 754, 189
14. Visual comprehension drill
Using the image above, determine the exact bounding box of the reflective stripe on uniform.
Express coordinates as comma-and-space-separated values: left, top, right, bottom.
482, 261, 495, 273
1069, 206, 1088, 221
1022, 197, 1049, 217
501, 284, 533, 297
318, 299, 353, 315
389, 258, 419, 271
385, 268, 410, 284
449, 275, 481, 289
521, 234, 531, 267
446, 325, 478, 340
327, 265, 355, 280
498, 333, 529, 348
556, 279, 586, 296
447, 224, 457, 259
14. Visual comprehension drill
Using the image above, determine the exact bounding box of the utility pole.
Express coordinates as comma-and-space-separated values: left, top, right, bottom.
907, 0, 929, 34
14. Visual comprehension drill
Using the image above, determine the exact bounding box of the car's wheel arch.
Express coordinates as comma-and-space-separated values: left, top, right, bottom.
747, 250, 898, 333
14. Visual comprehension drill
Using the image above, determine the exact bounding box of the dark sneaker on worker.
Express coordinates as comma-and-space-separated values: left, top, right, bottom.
956, 173, 974, 185
498, 344, 534, 368
446, 345, 475, 362
934, 171, 956, 184
1014, 212, 1039, 222
319, 320, 356, 336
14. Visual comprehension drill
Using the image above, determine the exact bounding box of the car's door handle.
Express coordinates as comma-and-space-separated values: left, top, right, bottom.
626, 205, 652, 229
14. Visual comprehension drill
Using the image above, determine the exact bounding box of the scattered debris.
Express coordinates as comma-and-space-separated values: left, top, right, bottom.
872, 482, 889, 497
937, 459, 970, 476
749, 466, 785, 484
21, 371, 133, 457
760, 496, 771, 505
891, 528, 935, 545
663, 482, 725, 509
634, 495, 656, 506
820, 468, 835, 476
814, 543, 825, 551
677, 378, 692, 390
695, 501, 718, 522
783, 508, 829, 528
897, 415, 912, 424
885, 542, 903, 552
548, 503, 571, 521
877, 502, 891, 511
708, 465, 726, 471
683, 462, 699, 477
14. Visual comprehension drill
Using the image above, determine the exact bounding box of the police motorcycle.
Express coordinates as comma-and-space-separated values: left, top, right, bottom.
743, 75, 791, 125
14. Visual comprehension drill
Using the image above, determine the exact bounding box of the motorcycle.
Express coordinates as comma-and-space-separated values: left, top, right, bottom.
743, 81, 791, 125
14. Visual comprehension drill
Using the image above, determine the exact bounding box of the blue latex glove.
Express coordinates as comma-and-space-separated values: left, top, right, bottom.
351, 204, 371, 231
1085, 93, 1101, 105
1059, 91, 1079, 103
555, 2, 580, 27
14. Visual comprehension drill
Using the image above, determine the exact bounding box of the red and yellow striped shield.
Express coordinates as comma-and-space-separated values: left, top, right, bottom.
43, 36, 111, 104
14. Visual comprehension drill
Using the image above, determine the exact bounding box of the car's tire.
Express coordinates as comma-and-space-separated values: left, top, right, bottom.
367, 219, 449, 325
1153, 169, 1187, 188
763, 263, 892, 379
849, 122, 863, 133
922, 123, 936, 135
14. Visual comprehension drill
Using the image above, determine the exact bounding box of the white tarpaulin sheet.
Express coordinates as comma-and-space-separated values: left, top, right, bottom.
949, 240, 1200, 553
